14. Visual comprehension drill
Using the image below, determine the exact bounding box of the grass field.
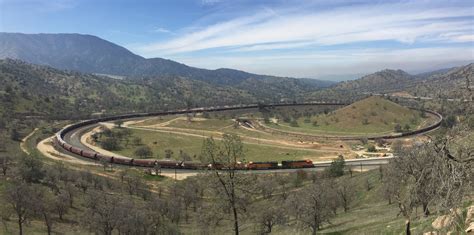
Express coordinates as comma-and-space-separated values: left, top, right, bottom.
106, 128, 325, 162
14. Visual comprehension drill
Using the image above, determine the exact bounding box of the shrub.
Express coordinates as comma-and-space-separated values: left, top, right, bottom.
367, 145, 376, 152
134, 146, 153, 158
326, 155, 345, 177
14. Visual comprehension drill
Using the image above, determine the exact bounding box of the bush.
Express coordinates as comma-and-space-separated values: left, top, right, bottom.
290, 119, 299, 127
134, 146, 153, 158
394, 123, 402, 132
367, 145, 377, 152
442, 115, 456, 128
101, 137, 121, 151
326, 155, 345, 177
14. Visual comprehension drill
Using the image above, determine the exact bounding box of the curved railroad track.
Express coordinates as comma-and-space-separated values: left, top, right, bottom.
53, 102, 442, 171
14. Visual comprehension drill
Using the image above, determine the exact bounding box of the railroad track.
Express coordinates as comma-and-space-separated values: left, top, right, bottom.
53, 102, 441, 171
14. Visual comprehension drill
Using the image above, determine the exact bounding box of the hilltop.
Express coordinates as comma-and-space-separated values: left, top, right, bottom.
323, 96, 422, 132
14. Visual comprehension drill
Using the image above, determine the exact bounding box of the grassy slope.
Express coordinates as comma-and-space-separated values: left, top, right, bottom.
269, 96, 428, 135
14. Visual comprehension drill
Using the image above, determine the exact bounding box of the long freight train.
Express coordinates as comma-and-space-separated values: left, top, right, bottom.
54, 102, 442, 171
53, 137, 314, 170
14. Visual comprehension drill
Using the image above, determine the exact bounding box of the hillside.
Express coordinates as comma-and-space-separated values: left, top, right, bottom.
408, 63, 473, 100
0, 33, 333, 92
0, 59, 262, 120
308, 64, 473, 102
333, 69, 415, 92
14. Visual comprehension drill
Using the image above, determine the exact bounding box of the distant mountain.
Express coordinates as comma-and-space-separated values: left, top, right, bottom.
308, 64, 473, 102
333, 69, 415, 92
408, 63, 473, 100
415, 67, 455, 80
0, 32, 333, 90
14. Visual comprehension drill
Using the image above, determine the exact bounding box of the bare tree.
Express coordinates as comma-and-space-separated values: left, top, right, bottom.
383, 133, 472, 233
337, 180, 357, 213
200, 134, 248, 235
289, 180, 336, 235
4, 181, 35, 235
0, 155, 11, 176
31, 187, 55, 235
81, 190, 124, 235
252, 199, 288, 234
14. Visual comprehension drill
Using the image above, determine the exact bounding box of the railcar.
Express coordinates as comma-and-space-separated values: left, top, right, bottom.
96, 154, 113, 163
112, 157, 133, 165
246, 161, 279, 170
70, 146, 82, 155
181, 161, 208, 170
133, 159, 157, 167
156, 160, 182, 169
81, 150, 97, 160
281, 160, 314, 168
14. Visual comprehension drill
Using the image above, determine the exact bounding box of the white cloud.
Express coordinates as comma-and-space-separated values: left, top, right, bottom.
150, 27, 171, 34
133, 1, 474, 56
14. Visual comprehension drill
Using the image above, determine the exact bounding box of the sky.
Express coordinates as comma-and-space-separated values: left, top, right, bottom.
1, 0, 473, 80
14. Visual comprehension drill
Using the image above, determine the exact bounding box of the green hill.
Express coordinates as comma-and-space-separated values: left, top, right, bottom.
269, 96, 428, 135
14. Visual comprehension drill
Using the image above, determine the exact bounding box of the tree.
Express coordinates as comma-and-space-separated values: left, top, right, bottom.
114, 120, 124, 128
362, 118, 369, 125
10, 129, 21, 141
442, 115, 456, 128
132, 137, 143, 146
164, 149, 174, 159
383, 136, 471, 233
18, 153, 44, 183
290, 119, 299, 127
179, 150, 192, 162
200, 134, 248, 235
290, 180, 336, 235
394, 123, 402, 132
326, 155, 345, 177
134, 146, 152, 158
337, 180, 357, 212
4, 181, 35, 235
82, 191, 124, 235
0, 155, 11, 176
253, 200, 287, 234
54, 191, 70, 221
367, 144, 377, 152
31, 187, 55, 235
101, 137, 120, 151
403, 124, 410, 132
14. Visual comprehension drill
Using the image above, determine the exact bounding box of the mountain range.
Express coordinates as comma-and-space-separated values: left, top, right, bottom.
0, 32, 472, 115
0, 32, 333, 89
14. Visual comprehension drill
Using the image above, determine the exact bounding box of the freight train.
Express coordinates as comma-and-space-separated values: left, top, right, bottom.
53, 102, 442, 171
53, 137, 314, 170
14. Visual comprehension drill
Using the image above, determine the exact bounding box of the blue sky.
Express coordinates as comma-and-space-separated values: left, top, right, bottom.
1, 0, 473, 80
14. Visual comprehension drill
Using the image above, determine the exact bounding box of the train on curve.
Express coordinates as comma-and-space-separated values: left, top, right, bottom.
53, 102, 442, 171
54, 137, 314, 170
